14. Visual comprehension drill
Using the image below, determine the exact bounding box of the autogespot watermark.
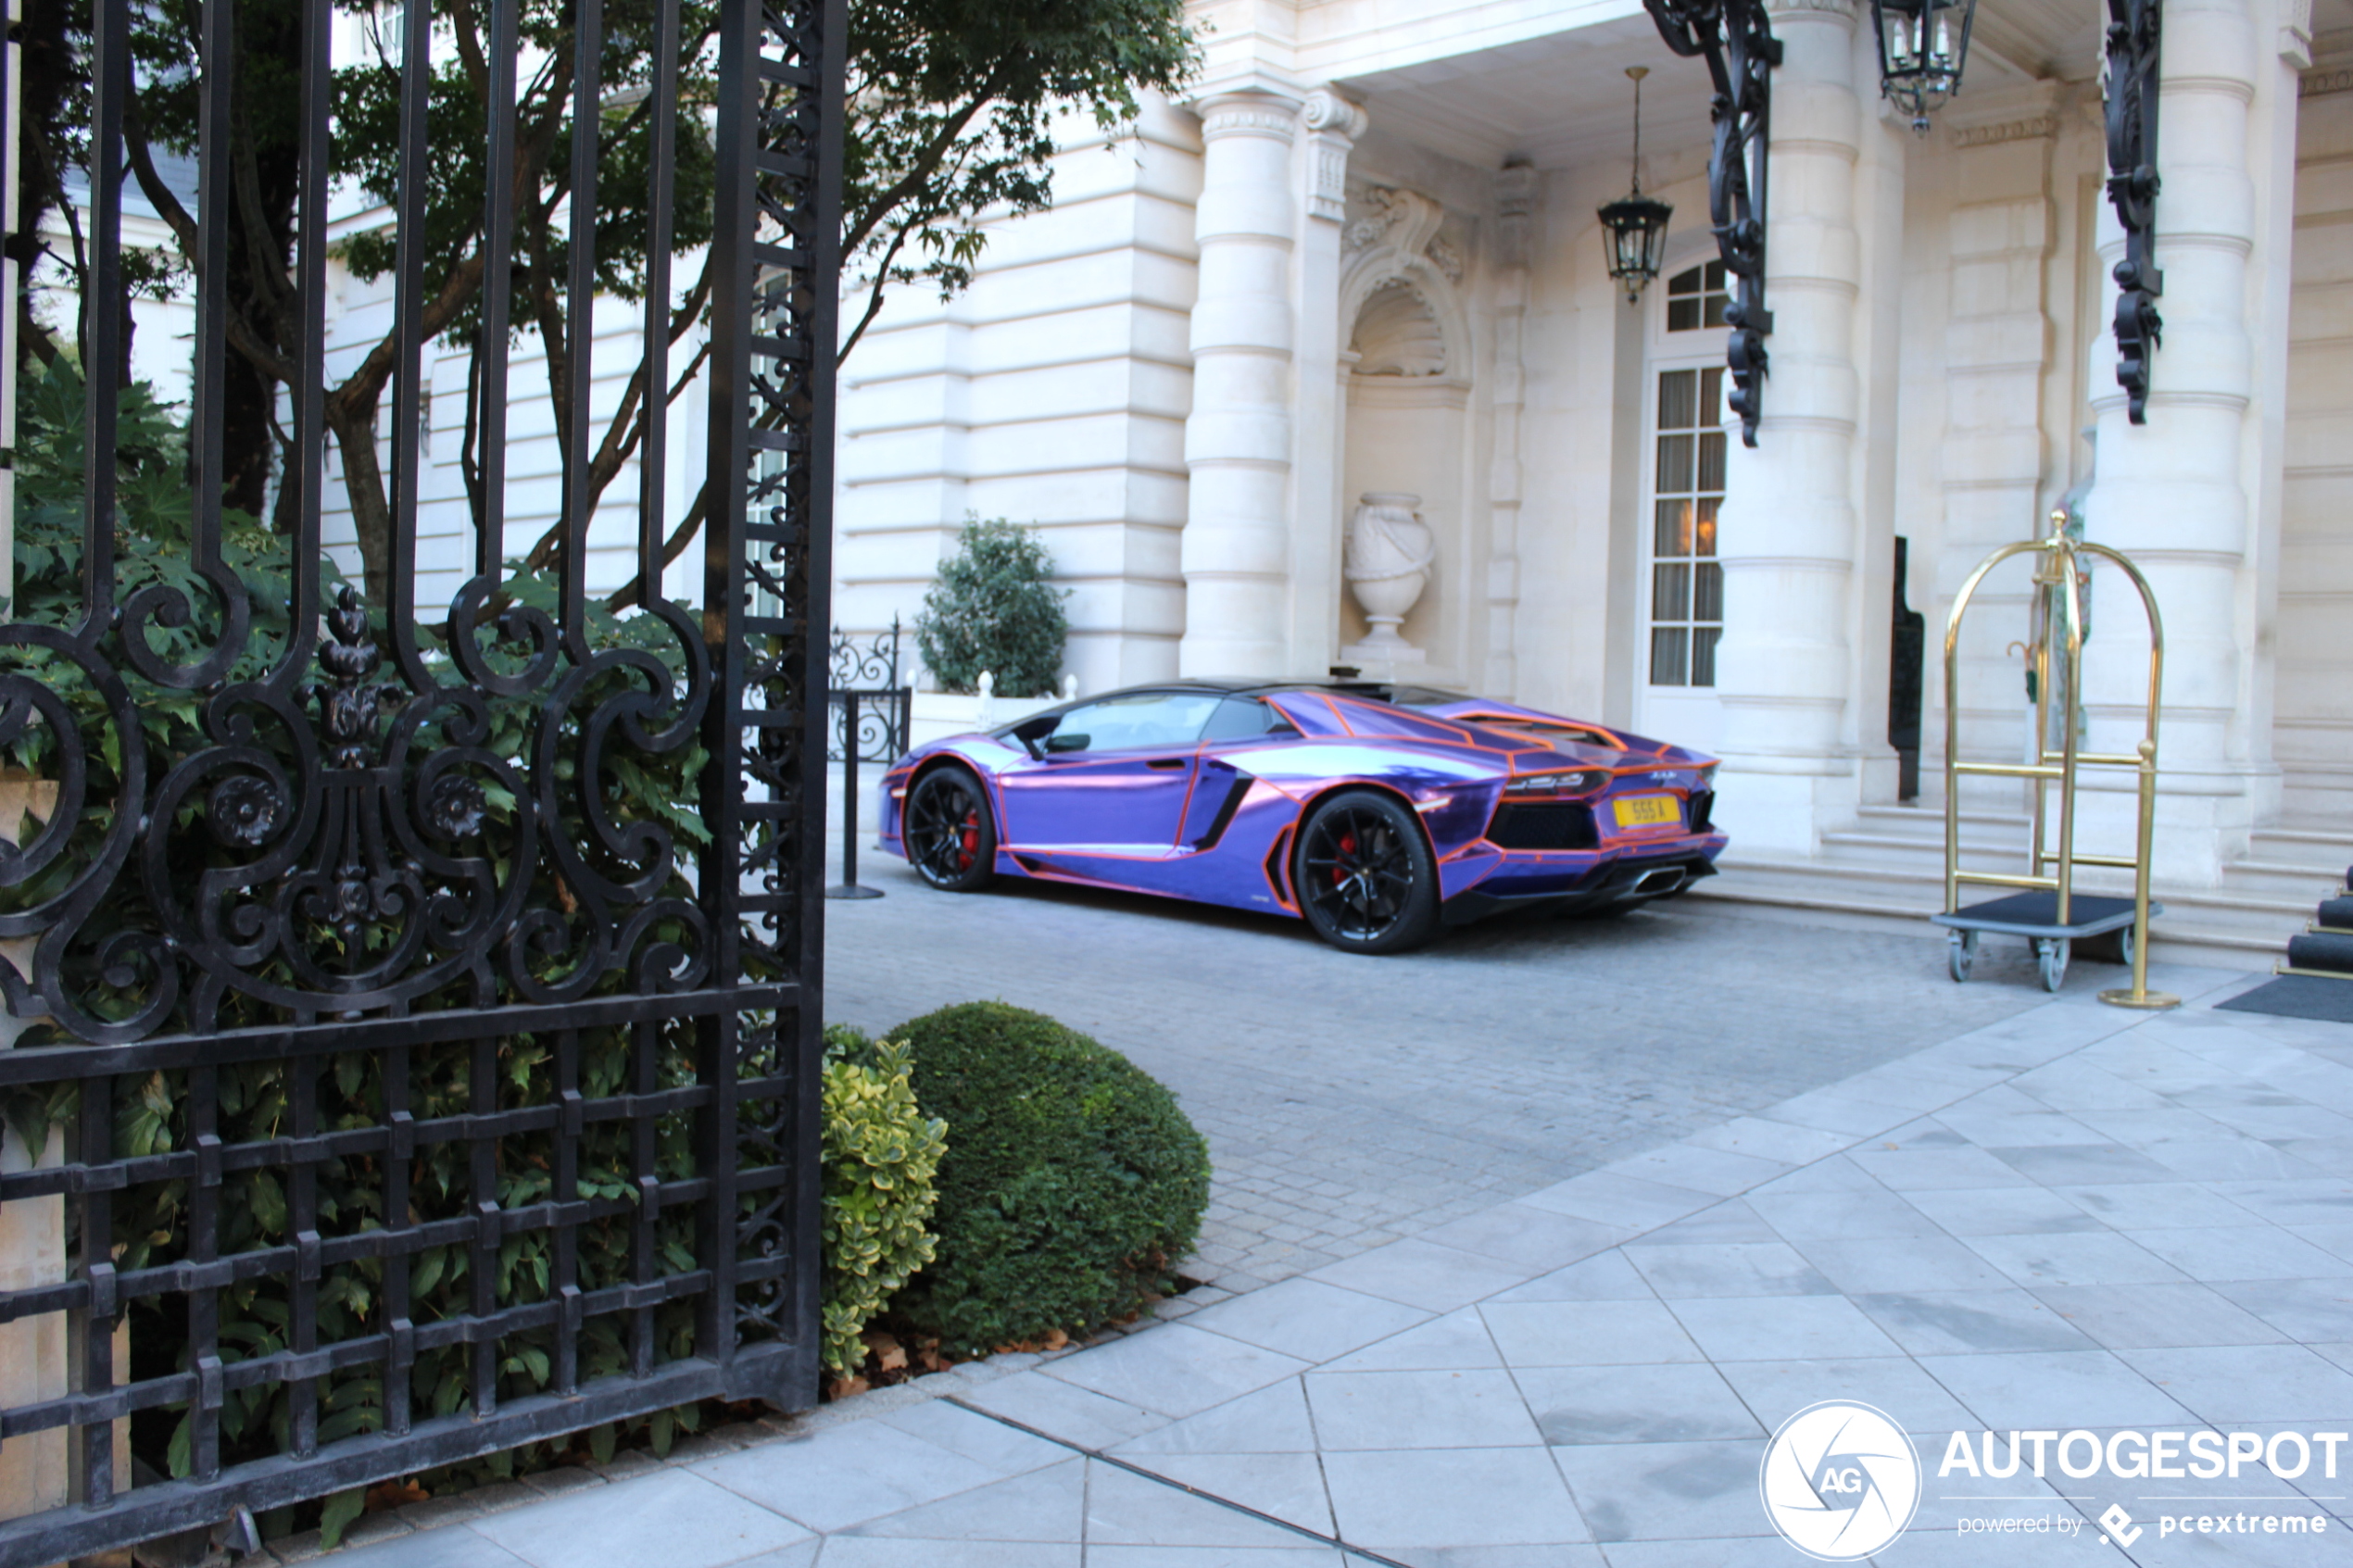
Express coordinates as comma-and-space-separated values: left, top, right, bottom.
1756, 1403, 2347, 1560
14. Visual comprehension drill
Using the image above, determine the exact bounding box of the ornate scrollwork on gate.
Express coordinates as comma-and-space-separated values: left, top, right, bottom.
0, 571, 711, 1044
2105, 0, 2163, 422
1644, 0, 1781, 446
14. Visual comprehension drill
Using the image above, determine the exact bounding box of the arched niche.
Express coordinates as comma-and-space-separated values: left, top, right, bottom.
1335, 185, 1473, 674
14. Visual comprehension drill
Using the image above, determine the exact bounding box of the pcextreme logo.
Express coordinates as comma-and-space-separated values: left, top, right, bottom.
1758, 1401, 1922, 1562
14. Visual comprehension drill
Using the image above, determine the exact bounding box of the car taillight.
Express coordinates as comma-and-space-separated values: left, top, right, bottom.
1504, 770, 1610, 797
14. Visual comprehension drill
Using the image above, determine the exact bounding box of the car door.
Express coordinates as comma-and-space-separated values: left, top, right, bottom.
994, 690, 1224, 855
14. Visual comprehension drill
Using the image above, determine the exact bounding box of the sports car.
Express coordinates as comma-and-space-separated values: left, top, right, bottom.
875, 678, 1727, 954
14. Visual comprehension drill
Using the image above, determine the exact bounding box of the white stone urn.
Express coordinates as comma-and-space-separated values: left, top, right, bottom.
1341, 492, 1435, 665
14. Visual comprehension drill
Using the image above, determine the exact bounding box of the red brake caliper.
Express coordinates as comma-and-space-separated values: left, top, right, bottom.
958, 809, 980, 871
1334, 830, 1357, 886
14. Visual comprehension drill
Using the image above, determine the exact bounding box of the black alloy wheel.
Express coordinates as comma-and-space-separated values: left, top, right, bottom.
904, 765, 998, 891
1294, 789, 1441, 954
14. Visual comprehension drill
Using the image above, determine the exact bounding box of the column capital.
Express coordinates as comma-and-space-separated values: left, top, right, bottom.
1300, 88, 1367, 223
1302, 87, 1368, 142
1194, 91, 1302, 144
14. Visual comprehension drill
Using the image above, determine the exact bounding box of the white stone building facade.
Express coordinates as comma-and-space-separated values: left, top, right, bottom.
833, 0, 2353, 961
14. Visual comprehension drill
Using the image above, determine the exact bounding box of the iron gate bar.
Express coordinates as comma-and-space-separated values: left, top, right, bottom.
0, 0, 841, 1553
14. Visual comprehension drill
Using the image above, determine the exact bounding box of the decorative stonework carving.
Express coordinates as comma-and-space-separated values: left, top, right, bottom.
2283, 0, 2313, 67
1199, 99, 1299, 142
1344, 186, 1445, 257
1951, 116, 2059, 148
1350, 280, 1446, 376
2301, 62, 2353, 95
1302, 88, 1369, 138
1495, 162, 1538, 271
1427, 236, 1465, 282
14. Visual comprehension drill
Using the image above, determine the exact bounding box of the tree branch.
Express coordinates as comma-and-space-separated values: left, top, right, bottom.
839, 77, 1011, 259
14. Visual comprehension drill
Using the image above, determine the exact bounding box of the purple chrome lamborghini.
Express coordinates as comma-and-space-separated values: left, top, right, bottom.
875, 679, 1728, 954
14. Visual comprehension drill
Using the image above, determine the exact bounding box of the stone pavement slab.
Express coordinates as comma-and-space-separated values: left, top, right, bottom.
279, 929, 2353, 1567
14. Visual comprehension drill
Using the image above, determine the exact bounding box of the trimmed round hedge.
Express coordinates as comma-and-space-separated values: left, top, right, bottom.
887, 1001, 1210, 1354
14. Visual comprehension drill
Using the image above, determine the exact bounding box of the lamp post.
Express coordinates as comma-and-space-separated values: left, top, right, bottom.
1597, 66, 1673, 306
1871, 0, 1978, 132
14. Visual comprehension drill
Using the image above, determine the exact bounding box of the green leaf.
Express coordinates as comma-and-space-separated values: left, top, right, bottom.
319, 1488, 367, 1550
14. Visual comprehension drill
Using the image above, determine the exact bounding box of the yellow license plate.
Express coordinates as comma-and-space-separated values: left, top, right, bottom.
1613, 794, 1681, 829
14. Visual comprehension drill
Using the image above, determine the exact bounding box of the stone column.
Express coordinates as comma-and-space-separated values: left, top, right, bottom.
1287, 89, 1368, 675
1486, 162, 1539, 697
1936, 97, 2058, 798
2079, 0, 2287, 883
1181, 92, 1301, 677
1710, 0, 1867, 852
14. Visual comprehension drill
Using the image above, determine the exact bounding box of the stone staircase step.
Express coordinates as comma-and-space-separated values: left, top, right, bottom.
1695, 854, 2299, 972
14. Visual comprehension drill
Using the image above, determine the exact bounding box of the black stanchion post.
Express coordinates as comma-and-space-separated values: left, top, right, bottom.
827, 688, 884, 899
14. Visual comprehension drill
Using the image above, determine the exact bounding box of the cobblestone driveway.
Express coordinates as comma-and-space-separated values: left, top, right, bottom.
823, 848, 2055, 1292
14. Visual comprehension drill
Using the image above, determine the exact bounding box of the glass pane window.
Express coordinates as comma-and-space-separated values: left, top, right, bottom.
1665, 261, 1730, 332
1646, 367, 1726, 688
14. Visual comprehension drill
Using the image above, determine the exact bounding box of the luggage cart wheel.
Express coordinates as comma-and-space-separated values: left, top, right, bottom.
1948, 929, 1979, 983
2119, 923, 2135, 973
2036, 936, 2070, 993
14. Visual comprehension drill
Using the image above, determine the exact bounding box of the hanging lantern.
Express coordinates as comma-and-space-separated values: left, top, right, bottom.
1597, 66, 1672, 306
1871, 0, 1977, 132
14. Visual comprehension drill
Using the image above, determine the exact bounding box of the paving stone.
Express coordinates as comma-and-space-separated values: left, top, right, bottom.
1303, 1368, 1545, 1450
1963, 1229, 2190, 1288
1549, 1438, 1771, 1542
297, 1528, 529, 1568
2029, 1282, 2293, 1349
471, 1469, 811, 1568
2121, 1224, 2353, 1282
1848, 1287, 2096, 1356
1325, 1447, 1592, 1549
690, 1421, 1003, 1534
1619, 1241, 1836, 1299
1318, 1308, 1504, 1373
1514, 1362, 1764, 1446
2114, 1344, 2353, 1424
1661, 1295, 1905, 1361
1914, 1348, 2196, 1429
1040, 1323, 1312, 1420
1178, 1277, 1431, 1365
840, 1457, 1086, 1542
1113, 1379, 1320, 1456
1304, 1238, 1532, 1313
1478, 1299, 1705, 1367
1785, 1235, 2015, 1295
1082, 1461, 1308, 1549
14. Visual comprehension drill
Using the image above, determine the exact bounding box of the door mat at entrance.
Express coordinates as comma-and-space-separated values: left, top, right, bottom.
2216, 974, 2353, 1024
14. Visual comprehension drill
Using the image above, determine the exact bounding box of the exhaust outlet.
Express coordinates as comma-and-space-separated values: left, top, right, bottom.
1630, 867, 1686, 897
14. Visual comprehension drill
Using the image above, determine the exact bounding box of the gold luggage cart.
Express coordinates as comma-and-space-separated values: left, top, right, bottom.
1933, 519, 2176, 1009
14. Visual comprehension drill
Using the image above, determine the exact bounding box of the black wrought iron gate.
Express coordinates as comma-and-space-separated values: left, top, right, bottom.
0, 0, 838, 1554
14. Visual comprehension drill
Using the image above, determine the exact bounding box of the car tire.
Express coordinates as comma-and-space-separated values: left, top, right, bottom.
903, 764, 998, 892
1293, 788, 1441, 955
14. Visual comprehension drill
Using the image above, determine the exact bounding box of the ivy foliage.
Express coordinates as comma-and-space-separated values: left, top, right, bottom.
0, 367, 721, 1537
884, 1001, 1208, 1356
912, 519, 1069, 698
818, 1026, 946, 1374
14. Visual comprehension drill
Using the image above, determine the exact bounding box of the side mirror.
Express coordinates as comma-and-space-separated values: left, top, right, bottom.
1044, 733, 1091, 755
1011, 713, 1060, 760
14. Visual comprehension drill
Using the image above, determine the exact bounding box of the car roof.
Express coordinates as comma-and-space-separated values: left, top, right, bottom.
1083, 677, 1472, 705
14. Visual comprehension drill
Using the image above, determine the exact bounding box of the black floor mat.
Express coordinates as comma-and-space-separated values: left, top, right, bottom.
2216, 973, 2353, 1023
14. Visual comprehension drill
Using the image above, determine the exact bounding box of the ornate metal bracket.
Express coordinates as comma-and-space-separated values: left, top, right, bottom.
1644, 0, 1781, 446
2105, 0, 2163, 422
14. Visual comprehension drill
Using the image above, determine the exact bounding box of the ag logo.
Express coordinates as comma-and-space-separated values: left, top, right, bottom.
1758, 1400, 1921, 1561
